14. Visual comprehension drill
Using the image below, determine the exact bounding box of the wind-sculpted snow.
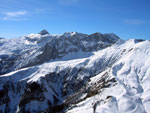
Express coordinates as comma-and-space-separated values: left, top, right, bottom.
67, 40, 150, 113
0, 30, 150, 113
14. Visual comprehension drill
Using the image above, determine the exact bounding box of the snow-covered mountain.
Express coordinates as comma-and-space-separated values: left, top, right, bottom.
0, 30, 150, 113
0, 30, 119, 75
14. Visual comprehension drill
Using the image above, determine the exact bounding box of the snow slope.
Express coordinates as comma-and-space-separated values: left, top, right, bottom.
67, 40, 150, 113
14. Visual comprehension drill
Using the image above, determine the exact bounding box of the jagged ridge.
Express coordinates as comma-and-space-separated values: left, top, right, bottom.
0, 30, 120, 75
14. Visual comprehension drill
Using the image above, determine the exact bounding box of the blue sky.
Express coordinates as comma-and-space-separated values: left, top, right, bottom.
0, 0, 150, 40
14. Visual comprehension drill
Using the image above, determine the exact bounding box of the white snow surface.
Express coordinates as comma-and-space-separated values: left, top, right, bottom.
0, 34, 150, 113
66, 40, 150, 113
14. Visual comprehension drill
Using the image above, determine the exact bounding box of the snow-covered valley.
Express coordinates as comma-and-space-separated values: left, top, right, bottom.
0, 30, 150, 113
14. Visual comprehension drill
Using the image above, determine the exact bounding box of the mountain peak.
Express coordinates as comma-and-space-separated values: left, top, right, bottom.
38, 29, 49, 35
63, 32, 77, 37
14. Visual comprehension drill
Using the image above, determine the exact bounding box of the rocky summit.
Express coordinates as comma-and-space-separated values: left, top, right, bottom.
38, 29, 50, 35
0, 30, 150, 113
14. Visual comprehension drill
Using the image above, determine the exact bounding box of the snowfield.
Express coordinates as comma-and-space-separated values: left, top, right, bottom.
0, 31, 150, 113
67, 40, 150, 113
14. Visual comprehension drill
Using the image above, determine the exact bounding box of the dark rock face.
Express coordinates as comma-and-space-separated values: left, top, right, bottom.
19, 82, 45, 107
0, 80, 26, 113
134, 39, 145, 43
38, 29, 49, 35
18, 82, 45, 113
0, 54, 18, 75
